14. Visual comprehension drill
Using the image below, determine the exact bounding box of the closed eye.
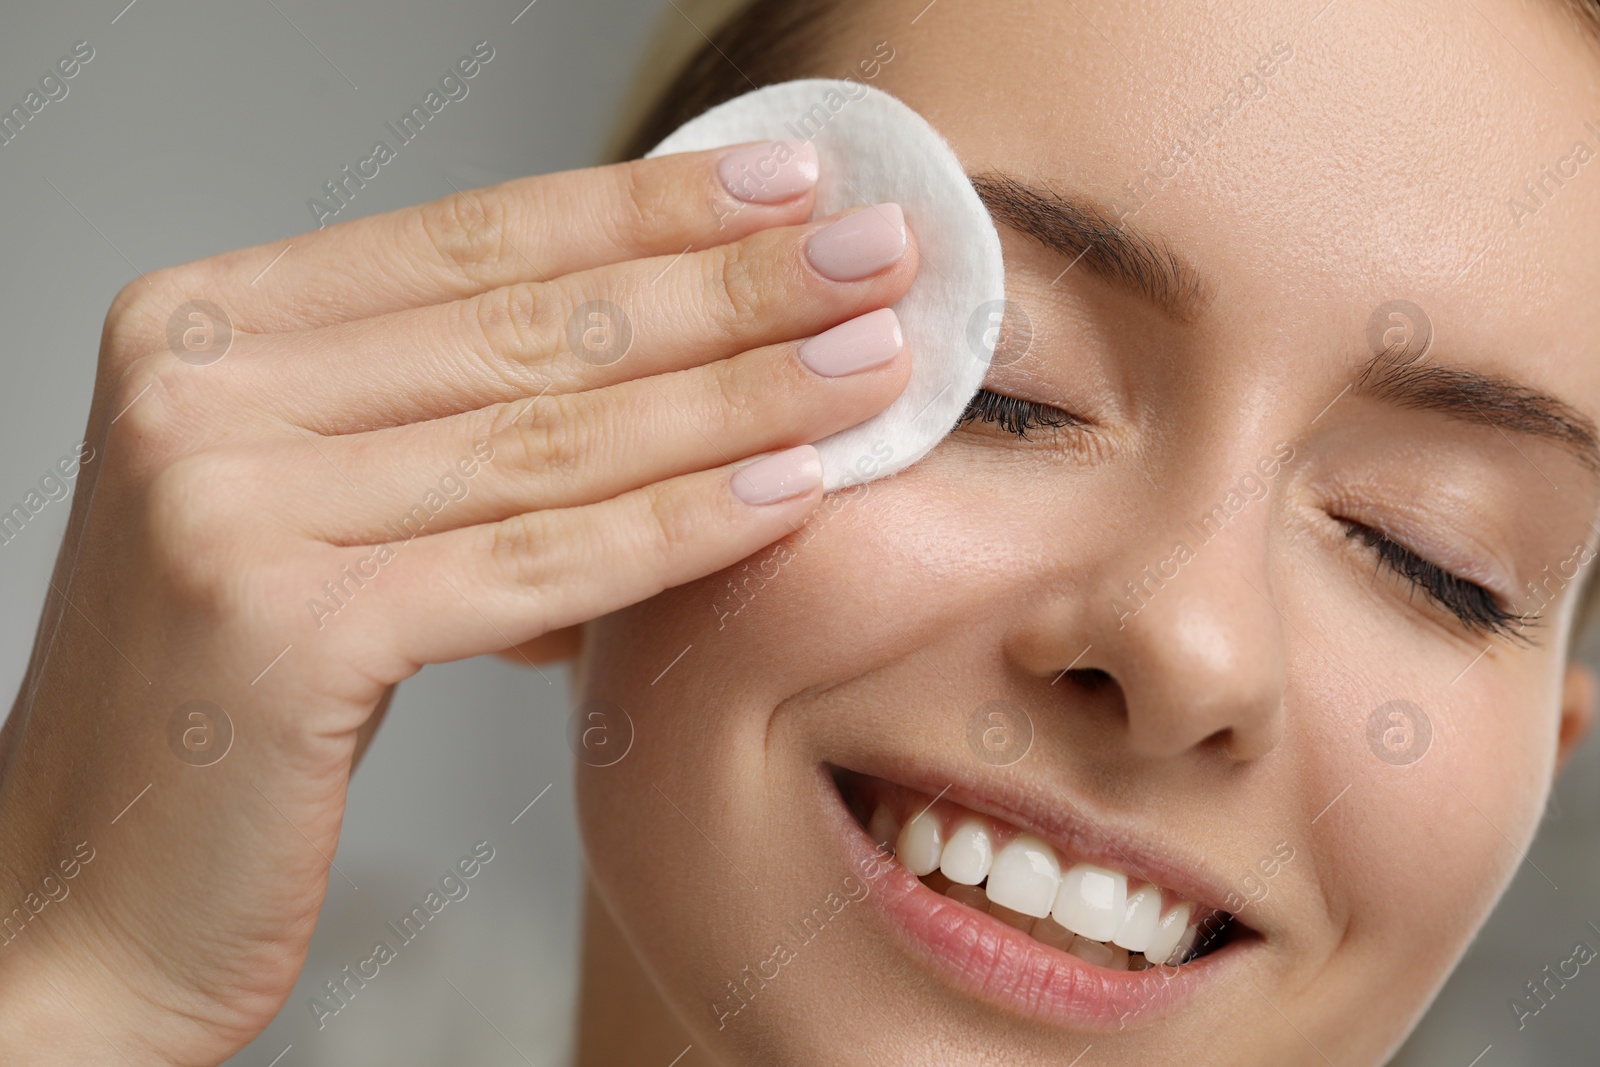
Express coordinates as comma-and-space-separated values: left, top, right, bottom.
1340, 520, 1532, 641
956, 388, 1086, 439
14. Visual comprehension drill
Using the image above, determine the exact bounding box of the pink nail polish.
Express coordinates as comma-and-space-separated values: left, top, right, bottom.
717, 140, 819, 204
798, 308, 903, 377
730, 445, 823, 505
805, 203, 907, 281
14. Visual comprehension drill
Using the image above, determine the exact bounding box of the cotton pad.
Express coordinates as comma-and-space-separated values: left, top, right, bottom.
647, 79, 1006, 491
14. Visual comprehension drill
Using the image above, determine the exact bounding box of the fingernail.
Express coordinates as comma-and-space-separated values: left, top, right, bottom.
718, 140, 819, 204
731, 445, 823, 505
805, 204, 907, 281
798, 308, 903, 377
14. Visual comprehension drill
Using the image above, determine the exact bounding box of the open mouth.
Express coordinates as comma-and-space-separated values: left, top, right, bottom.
828, 765, 1257, 1028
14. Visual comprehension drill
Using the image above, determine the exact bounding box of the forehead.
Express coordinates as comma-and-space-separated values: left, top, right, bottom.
853, 0, 1600, 412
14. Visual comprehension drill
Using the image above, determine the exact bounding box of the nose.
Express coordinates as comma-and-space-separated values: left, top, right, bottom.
1011, 505, 1289, 762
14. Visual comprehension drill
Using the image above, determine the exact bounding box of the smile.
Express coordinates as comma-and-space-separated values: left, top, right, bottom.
827, 766, 1258, 1030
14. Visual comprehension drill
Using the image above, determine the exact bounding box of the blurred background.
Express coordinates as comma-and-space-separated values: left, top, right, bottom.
0, 2, 1597, 1064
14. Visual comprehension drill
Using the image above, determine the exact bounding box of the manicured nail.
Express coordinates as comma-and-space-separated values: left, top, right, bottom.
718, 140, 819, 204
805, 203, 906, 281
730, 445, 823, 505
799, 308, 903, 377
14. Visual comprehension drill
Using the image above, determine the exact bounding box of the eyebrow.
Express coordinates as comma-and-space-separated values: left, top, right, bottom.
968, 171, 1208, 321
1356, 347, 1600, 475
969, 171, 1600, 476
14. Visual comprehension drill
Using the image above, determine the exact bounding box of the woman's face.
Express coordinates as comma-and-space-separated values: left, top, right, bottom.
574, 0, 1600, 1061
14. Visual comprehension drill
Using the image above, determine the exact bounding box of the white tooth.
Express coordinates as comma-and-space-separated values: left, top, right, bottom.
1112, 883, 1162, 953
938, 819, 993, 885
1052, 863, 1128, 943
1067, 937, 1113, 967
895, 810, 944, 876
868, 805, 900, 850
985, 834, 1061, 918
1164, 923, 1201, 966
1144, 902, 1193, 966
1107, 945, 1130, 971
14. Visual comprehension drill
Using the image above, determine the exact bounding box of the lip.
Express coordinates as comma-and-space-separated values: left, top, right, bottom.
818, 759, 1262, 1032
830, 751, 1268, 930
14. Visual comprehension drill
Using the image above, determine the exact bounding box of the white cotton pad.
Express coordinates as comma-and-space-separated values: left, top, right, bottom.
647, 79, 1006, 491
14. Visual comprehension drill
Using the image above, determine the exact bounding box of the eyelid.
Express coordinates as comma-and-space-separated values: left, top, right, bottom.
1340, 519, 1529, 639
1381, 523, 1509, 599
1320, 486, 1519, 604
957, 388, 1087, 436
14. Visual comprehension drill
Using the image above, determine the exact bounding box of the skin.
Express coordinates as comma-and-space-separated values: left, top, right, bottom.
0, 149, 920, 1059
570, 0, 1600, 1064
2, 0, 1597, 1064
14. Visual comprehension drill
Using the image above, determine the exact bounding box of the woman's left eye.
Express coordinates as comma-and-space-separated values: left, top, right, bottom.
1340, 520, 1528, 639
956, 388, 1085, 438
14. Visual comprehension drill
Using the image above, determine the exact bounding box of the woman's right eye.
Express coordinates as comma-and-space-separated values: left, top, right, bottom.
955, 388, 1086, 439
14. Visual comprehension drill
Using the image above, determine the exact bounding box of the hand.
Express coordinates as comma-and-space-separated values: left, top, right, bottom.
0, 142, 917, 1063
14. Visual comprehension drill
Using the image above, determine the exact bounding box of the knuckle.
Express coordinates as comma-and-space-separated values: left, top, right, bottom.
417, 189, 507, 284
637, 480, 696, 576
103, 262, 242, 374
704, 240, 764, 338
107, 354, 186, 470
489, 511, 554, 588
704, 355, 760, 435
610, 160, 674, 250
483, 398, 530, 441
142, 453, 244, 604
472, 282, 553, 378
504, 394, 585, 479
104, 279, 152, 344
102, 269, 183, 367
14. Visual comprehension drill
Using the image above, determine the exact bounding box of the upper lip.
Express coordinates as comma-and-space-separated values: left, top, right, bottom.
831, 754, 1269, 938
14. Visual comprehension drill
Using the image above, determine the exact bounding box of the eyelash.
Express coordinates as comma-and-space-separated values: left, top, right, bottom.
957, 389, 1084, 438
960, 391, 1528, 640
1341, 521, 1530, 639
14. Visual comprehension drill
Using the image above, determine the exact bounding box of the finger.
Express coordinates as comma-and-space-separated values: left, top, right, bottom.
152, 142, 821, 335
357, 447, 830, 669
227, 204, 916, 435
272, 312, 910, 542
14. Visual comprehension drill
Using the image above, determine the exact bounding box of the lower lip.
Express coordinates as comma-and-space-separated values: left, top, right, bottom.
821, 768, 1239, 1032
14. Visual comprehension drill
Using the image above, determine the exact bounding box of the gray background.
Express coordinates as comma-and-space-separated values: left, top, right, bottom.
0, 2, 1596, 1064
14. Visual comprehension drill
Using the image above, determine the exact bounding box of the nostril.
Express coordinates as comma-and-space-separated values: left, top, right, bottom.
1061, 667, 1113, 690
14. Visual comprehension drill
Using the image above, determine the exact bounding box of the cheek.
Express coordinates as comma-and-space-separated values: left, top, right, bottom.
744, 482, 1016, 655
1305, 640, 1561, 985
573, 469, 999, 862
587, 461, 1037, 707
573, 465, 1037, 1035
